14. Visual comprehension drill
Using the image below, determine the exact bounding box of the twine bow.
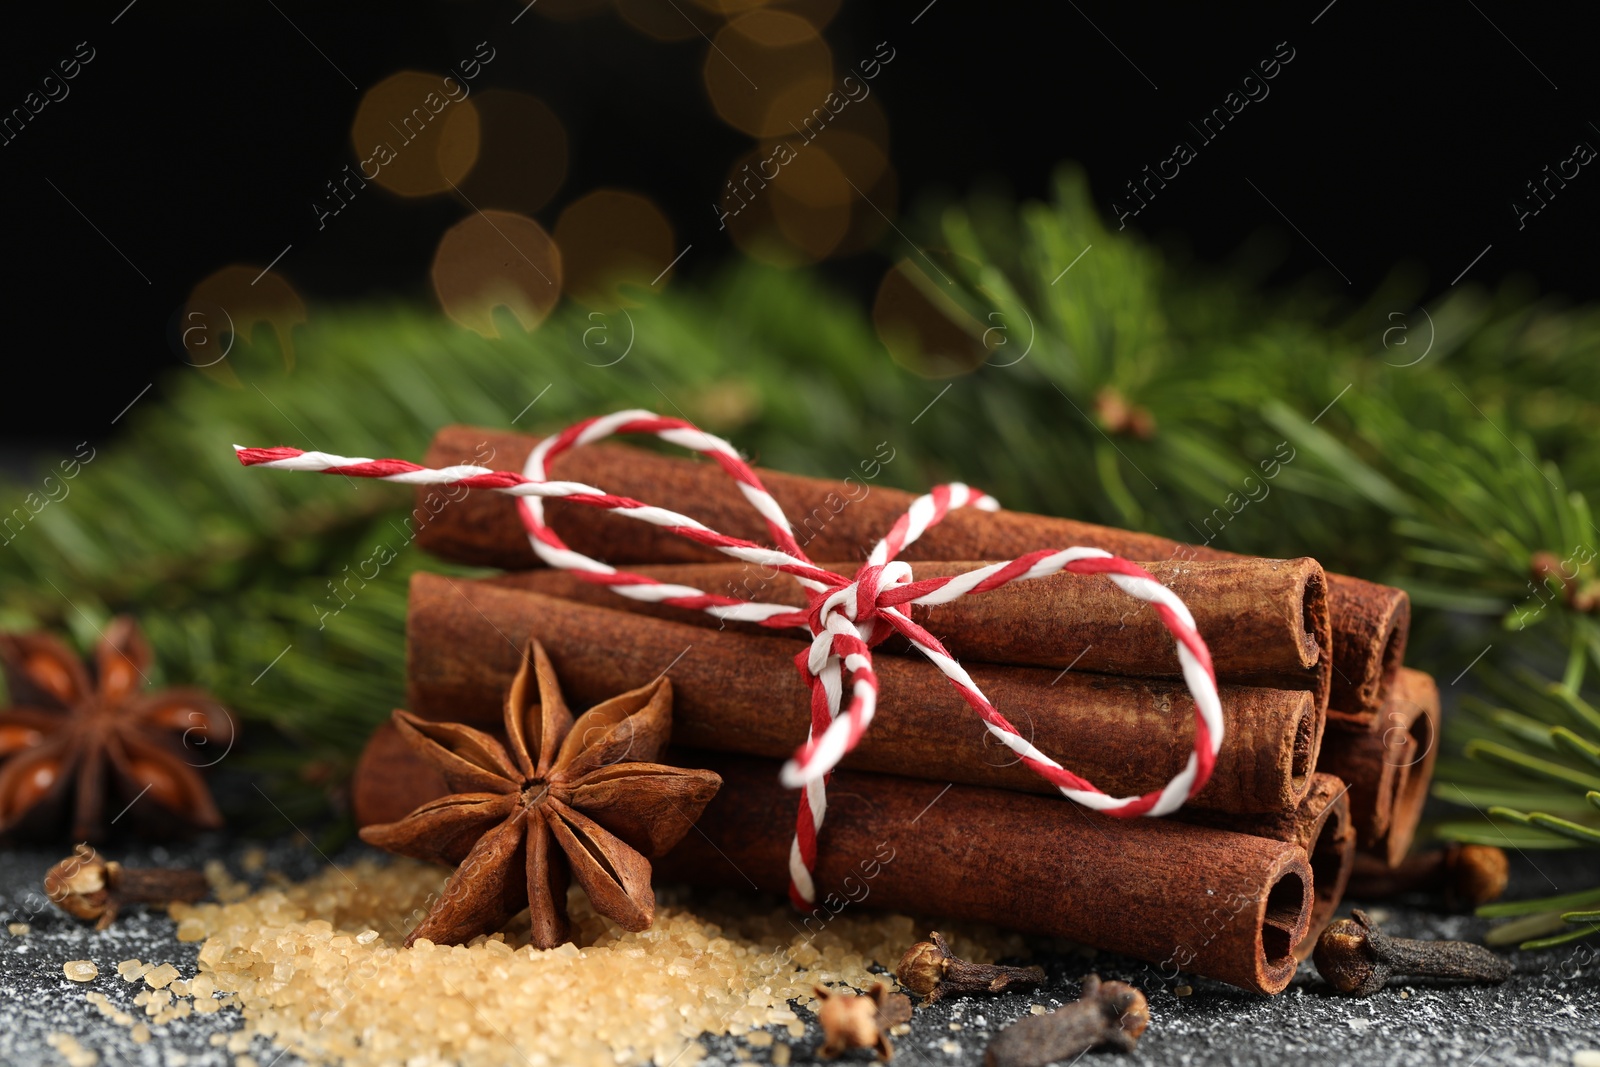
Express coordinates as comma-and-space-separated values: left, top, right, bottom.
238, 409, 1222, 907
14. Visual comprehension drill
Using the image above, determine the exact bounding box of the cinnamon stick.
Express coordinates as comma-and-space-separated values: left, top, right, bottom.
487, 556, 1332, 708
1323, 577, 1411, 732
407, 573, 1322, 814
1178, 772, 1354, 960
1315, 668, 1439, 866
350, 734, 1313, 995
411, 426, 1406, 719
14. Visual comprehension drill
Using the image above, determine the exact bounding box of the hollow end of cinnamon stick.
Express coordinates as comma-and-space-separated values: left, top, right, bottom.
1174, 772, 1353, 961
1381, 669, 1440, 866
1294, 775, 1355, 960
1295, 562, 1333, 712
1327, 578, 1411, 726
1257, 861, 1313, 985
1315, 732, 1400, 849
1314, 668, 1437, 864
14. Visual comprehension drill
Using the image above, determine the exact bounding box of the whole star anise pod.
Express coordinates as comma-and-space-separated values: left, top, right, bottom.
360, 639, 722, 949
0, 617, 233, 841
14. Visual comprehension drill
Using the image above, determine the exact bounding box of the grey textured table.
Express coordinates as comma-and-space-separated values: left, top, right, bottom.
2, 836, 1596, 1067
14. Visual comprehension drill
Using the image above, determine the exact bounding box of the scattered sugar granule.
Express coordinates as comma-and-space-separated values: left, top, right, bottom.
241, 846, 268, 873
1028, 1004, 1047, 1015
949, 1022, 963, 1030
8, 922, 30, 935
131, 1024, 151, 1044
63, 960, 99, 982
940, 1040, 960, 1054
115, 960, 148, 982
45, 1033, 99, 1067
1175, 984, 1194, 997
82, 991, 133, 1027
1572, 1052, 1600, 1067
772, 1045, 791, 1067
890, 1023, 911, 1036
746, 1032, 773, 1048
144, 963, 181, 989
235, 1056, 260, 1067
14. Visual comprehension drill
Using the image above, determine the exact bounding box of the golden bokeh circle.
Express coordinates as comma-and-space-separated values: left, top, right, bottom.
722, 144, 852, 265
616, 0, 719, 41
704, 11, 832, 138
873, 259, 994, 379
554, 190, 677, 311
351, 71, 481, 198
181, 266, 307, 382
454, 90, 569, 214
690, 0, 841, 27
811, 129, 896, 256
431, 210, 563, 337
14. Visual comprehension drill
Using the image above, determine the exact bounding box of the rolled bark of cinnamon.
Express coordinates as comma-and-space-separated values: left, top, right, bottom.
408, 573, 1323, 815
411, 426, 1406, 719
1178, 772, 1353, 960
1323, 577, 1411, 732
486, 556, 1331, 709
1315, 668, 1439, 866
349, 733, 1312, 995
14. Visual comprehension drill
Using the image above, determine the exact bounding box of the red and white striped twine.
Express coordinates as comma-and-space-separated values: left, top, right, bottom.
237, 409, 1222, 908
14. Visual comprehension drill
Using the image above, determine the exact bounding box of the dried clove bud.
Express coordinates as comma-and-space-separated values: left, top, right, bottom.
984, 975, 1148, 1067
814, 982, 912, 1061
897, 931, 1046, 1003
1347, 845, 1509, 910
1313, 909, 1511, 996
44, 844, 210, 930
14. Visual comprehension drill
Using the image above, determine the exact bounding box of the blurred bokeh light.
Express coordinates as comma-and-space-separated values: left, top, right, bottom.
615, 0, 719, 41
181, 266, 307, 383
690, 0, 842, 28
872, 258, 995, 378
431, 210, 563, 336
704, 11, 832, 138
351, 71, 482, 198
452, 90, 569, 215
554, 189, 677, 310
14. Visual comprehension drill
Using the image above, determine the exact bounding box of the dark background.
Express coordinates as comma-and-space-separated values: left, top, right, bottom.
2, 0, 1596, 442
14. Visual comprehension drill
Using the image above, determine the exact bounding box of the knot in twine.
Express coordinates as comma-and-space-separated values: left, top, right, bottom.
236, 409, 1222, 909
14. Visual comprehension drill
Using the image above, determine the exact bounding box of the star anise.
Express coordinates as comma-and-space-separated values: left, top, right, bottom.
360, 639, 723, 949
0, 617, 233, 841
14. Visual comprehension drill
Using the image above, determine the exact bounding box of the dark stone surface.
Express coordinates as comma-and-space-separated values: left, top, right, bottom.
2, 836, 1596, 1067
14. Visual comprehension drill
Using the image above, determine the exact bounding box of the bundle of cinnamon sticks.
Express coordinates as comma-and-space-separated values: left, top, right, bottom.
350, 426, 1439, 996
